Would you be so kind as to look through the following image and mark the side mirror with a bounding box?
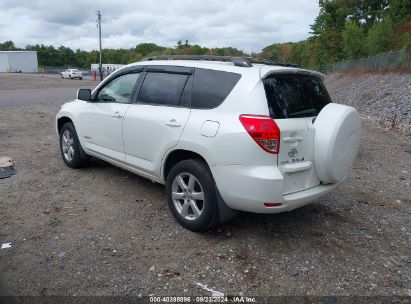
[77,89,92,101]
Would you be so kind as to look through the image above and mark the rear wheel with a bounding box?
[166,159,218,232]
[59,122,88,168]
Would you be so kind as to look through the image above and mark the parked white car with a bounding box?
[61,69,83,80]
[56,56,362,231]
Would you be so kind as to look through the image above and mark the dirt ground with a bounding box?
[0,74,410,298]
[0,73,96,106]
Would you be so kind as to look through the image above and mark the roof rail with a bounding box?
[144,55,253,68]
[248,58,301,68]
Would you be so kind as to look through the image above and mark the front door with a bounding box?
[80,72,141,161]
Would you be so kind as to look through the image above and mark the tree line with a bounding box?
[260,0,410,68]
[0,40,244,69]
[0,0,409,69]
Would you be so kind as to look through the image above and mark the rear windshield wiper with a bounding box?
[288,109,318,118]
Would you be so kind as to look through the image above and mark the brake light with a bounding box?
[239,114,280,154]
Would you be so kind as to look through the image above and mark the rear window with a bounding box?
[263,74,331,119]
[191,69,241,109]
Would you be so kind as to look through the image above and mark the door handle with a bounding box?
[165,119,181,128]
[283,136,303,142]
[111,111,123,119]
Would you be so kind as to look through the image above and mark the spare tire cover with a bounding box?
[314,103,362,184]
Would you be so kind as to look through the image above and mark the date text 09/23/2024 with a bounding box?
[149,296,257,303]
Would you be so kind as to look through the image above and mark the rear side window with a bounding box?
[191,69,241,109]
[263,74,331,118]
[138,72,189,106]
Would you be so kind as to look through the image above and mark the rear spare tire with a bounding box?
[314,103,362,184]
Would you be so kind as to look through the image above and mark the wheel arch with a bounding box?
[162,148,238,225]
[162,149,210,182]
[57,116,74,134]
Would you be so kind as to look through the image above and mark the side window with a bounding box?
[138,72,188,106]
[97,73,140,103]
[191,69,241,109]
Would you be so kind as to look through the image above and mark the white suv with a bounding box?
[56,55,362,231]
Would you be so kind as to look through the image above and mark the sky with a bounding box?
[0,0,320,53]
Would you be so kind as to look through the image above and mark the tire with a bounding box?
[59,122,88,168]
[79,77,83,80]
[314,103,362,183]
[69,75,72,79]
[166,159,219,232]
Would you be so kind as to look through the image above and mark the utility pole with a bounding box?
[96,11,103,80]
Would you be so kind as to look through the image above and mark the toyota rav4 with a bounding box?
[56,55,362,231]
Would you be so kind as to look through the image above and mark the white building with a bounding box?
[0,51,38,73]
[91,63,124,74]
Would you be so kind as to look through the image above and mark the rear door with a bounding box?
[262,73,331,194]
[122,66,192,177]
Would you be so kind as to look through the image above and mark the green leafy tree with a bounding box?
[309,0,350,64]
[260,43,281,61]
[388,0,411,25]
[342,20,366,59]
[127,53,143,63]
[366,17,395,54]
[135,43,164,56]
[0,41,19,50]
[58,46,77,67]
[349,0,389,31]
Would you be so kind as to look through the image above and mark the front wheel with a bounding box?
[166,159,218,232]
[59,122,88,168]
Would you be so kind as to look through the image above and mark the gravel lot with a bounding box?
[0,73,410,298]
[326,73,411,134]
[0,73,95,106]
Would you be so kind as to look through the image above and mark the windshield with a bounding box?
[263,74,331,119]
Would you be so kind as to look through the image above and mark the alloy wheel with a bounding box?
[61,129,75,162]
[171,172,205,220]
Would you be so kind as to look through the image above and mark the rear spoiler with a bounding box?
[260,68,325,81]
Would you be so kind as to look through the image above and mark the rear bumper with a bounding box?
[211,165,339,214]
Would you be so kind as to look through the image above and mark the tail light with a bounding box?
[239,114,280,154]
